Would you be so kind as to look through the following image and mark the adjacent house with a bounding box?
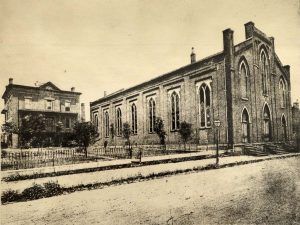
[1,79,82,148]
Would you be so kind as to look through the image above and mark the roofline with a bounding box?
[90,51,224,106]
[2,84,81,99]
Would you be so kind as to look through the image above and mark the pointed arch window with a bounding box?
[241,109,250,143]
[148,98,156,133]
[263,105,271,141]
[281,114,287,141]
[131,103,137,134]
[260,49,269,95]
[94,114,98,128]
[239,60,249,98]
[104,111,109,137]
[171,92,180,130]
[116,108,122,136]
[279,79,286,108]
[199,83,211,128]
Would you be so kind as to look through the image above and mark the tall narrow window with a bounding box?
[104,111,109,137]
[241,109,250,143]
[199,83,211,128]
[94,114,98,128]
[65,101,71,112]
[131,103,137,134]
[281,114,287,141]
[65,118,71,129]
[24,98,32,109]
[260,50,269,95]
[240,61,249,98]
[148,98,156,133]
[263,105,271,141]
[171,92,180,130]
[279,79,286,108]
[46,100,53,110]
[116,108,122,136]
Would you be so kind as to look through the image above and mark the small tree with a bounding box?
[73,121,98,158]
[56,121,64,147]
[110,123,116,146]
[19,114,46,149]
[154,117,166,148]
[123,122,131,154]
[1,122,17,147]
[178,121,192,151]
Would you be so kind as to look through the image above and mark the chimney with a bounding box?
[9,78,13,85]
[283,65,290,76]
[71,87,75,92]
[223,28,234,62]
[293,100,299,109]
[104,91,107,97]
[80,103,86,122]
[190,47,196,64]
[244,21,255,39]
[223,28,235,148]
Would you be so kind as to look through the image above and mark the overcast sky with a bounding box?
[0,0,299,123]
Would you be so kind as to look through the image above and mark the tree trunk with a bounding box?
[85,146,88,158]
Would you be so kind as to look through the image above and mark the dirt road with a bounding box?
[2,157,299,225]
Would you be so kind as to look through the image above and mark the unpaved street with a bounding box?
[2,157,300,225]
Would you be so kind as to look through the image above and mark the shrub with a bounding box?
[1,189,21,203]
[43,181,63,197]
[21,184,45,200]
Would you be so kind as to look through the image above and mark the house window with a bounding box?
[24,98,32,109]
[104,111,109,137]
[116,108,122,136]
[148,98,156,133]
[279,79,286,108]
[199,83,211,128]
[65,118,71,129]
[131,103,137,134]
[65,101,71,112]
[46,117,55,131]
[240,60,249,98]
[260,49,269,95]
[46,100,53,110]
[171,92,180,130]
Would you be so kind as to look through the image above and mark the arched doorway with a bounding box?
[281,114,287,141]
[263,105,271,141]
[242,109,250,143]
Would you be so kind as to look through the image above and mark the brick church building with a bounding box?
[90,22,292,150]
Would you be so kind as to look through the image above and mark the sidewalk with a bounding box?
[2,153,299,194]
[2,150,222,178]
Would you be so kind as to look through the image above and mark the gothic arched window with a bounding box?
[148,98,156,133]
[199,83,211,127]
[94,114,98,128]
[263,104,271,141]
[116,108,122,136]
[240,60,249,98]
[104,111,109,137]
[260,49,269,95]
[241,109,250,143]
[279,78,286,108]
[131,103,137,134]
[171,92,180,130]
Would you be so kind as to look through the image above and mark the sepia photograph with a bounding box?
[1,0,300,224]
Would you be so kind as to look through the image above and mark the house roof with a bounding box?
[2,81,81,99]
